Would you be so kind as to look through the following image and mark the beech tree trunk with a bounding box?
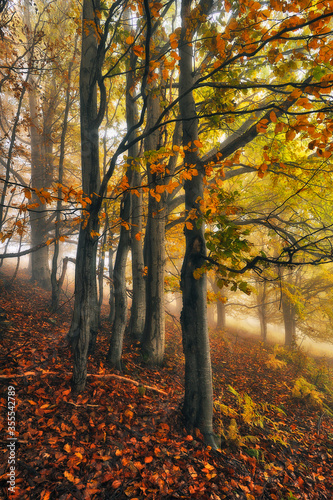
[68,0,101,393]
[107,191,131,370]
[282,293,297,347]
[140,90,166,365]
[130,168,146,340]
[179,0,216,447]
[257,279,268,343]
[126,49,146,339]
[25,1,51,289]
[108,236,115,324]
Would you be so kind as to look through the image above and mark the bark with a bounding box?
[211,280,226,329]
[25,1,51,289]
[108,236,116,324]
[257,280,268,343]
[51,38,77,312]
[179,0,216,448]
[106,192,131,370]
[68,0,101,393]
[282,292,297,347]
[97,230,107,326]
[130,169,146,339]
[140,90,166,365]
[126,49,146,339]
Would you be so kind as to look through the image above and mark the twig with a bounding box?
[0,371,168,396]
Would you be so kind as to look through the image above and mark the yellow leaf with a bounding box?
[64,443,71,453]
[64,470,75,483]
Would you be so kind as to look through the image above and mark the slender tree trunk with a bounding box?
[97,228,107,326]
[25,1,51,289]
[106,191,131,370]
[108,234,116,324]
[129,168,146,339]
[179,0,216,447]
[211,280,226,329]
[257,279,268,343]
[126,49,146,339]
[140,90,166,365]
[68,0,101,393]
[282,294,297,348]
[51,38,77,312]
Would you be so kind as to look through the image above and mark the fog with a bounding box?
[2,249,333,362]
[226,315,333,361]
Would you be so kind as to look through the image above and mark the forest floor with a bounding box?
[0,269,333,500]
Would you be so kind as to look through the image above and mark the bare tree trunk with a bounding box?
[140,90,166,365]
[179,0,216,448]
[129,168,146,340]
[108,234,115,324]
[211,280,227,329]
[106,192,131,370]
[25,1,51,289]
[51,38,77,312]
[257,279,268,343]
[126,49,146,339]
[282,293,297,348]
[68,0,101,393]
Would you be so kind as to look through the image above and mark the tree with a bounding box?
[68,0,102,391]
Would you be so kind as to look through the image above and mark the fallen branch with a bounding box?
[0,371,168,396]
[88,373,168,396]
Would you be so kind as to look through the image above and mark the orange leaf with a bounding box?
[125,35,134,44]
[286,129,296,141]
[64,471,75,483]
[170,50,181,61]
[112,480,122,489]
[24,188,32,199]
[135,232,141,241]
[144,456,153,463]
[133,45,144,56]
[270,111,277,123]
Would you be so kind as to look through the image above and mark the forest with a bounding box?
[1,0,333,498]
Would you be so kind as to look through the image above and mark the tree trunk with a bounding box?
[106,192,131,370]
[68,0,101,393]
[257,279,268,343]
[140,90,166,365]
[129,168,146,340]
[211,280,226,329]
[97,228,107,326]
[125,49,146,339]
[108,236,115,324]
[282,293,297,348]
[51,38,76,312]
[179,0,216,447]
[25,1,51,289]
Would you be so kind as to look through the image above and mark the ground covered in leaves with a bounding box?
[1,269,333,499]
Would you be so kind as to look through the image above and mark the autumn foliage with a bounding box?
[1,270,333,499]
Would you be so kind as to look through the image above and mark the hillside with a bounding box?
[0,270,333,500]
